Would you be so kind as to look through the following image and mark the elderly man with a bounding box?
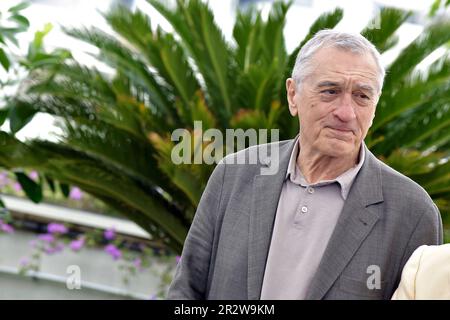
[168,30,443,300]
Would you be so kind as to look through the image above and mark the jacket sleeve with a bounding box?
[391,245,427,299]
[167,160,226,299]
[393,203,443,296]
[401,203,443,263]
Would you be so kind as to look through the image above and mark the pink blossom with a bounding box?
[69,187,83,200]
[69,237,85,252]
[0,219,14,234]
[29,171,39,181]
[38,233,55,243]
[104,227,116,241]
[104,244,122,260]
[47,222,68,234]
[44,243,64,255]
[13,182,22,192]
[19,257,30,267]
[0,172,9,187]
[29,240,37,248]
[133,257,142,270]
[0,222,14,234]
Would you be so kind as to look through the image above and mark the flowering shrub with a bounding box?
[12,220,179,299]
[0,218,14,234]
[1,169,180,298]
[0,170,116,216]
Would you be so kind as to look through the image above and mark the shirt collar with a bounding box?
[286,135,366,200]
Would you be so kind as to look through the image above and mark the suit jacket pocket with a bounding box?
[338,275,386,298]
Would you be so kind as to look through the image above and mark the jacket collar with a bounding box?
[285,135,366,200]
[248,137,384,300]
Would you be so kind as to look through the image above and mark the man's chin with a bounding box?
[318,139,356,157]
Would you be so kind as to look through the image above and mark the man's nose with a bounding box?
[333,92,356,122]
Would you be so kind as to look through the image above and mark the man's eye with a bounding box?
[321,89,338,95]
[355,93,370,100]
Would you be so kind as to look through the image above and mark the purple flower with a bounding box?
[38,233,55,243]
[19,257,30,267]
[69,237,85,252]
[104,244,122,260]
[176,255,181,264]
[0,172,9,187]
[0,220,14,233]
[104,227,116,241]
[47,222,68,234]
[29,171,39,181]
[29,240,37,248]
[69,187,83,200]
[133,257,142,270]
[44,243,64,255]
[13,182,22,192]
[0,222,14,234]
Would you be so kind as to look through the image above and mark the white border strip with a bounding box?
[0,265,150,300]
[1,194,150,239]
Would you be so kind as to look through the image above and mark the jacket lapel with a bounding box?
[305,145,384,299]
[247,138,296,300]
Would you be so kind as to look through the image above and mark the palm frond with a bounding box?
[148,0,235,126]
[372,53,450,133]
[383,17,450,92]
[64,27,177,120]
[361,7,412,53]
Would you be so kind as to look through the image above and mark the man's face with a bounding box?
[287,47,380,158]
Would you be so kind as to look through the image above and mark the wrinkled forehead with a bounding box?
[306,47,380,90]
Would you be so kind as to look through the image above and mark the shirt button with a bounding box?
[301,206,308,213]
[307,187,314,194]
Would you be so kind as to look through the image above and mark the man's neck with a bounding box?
[296,143,360,184]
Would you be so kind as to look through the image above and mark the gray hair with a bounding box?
[292,29,385,94]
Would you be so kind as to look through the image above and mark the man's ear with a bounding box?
[286,78,298,117]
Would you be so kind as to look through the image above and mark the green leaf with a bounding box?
[361,7,412,53]
[0,48,11,71]
[8,2,30,13]
[419,124,450,151]
[60,183,70,198]
[410,161,450,191]
[383,18,450,92]
[28,23,53,60]
[0,107,9,126]
[148,0,234,125]
[22,50,71,69]
[53,157,189,248]
[15,172,43,203]
[372,54,450,132]
[64,27,177,124]
[0,197,5,209]
[104,7,200,110]
[0,27,21,46]
[45,175,56,193]
[8,100,38,133]
[429,0,441,17]
[9,14,30,28]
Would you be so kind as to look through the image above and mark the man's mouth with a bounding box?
[328,127,353,134]
[325,127,355,141]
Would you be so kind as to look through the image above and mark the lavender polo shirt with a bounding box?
[260,136,366,299]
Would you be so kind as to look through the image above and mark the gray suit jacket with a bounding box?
[168,138,443,300]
